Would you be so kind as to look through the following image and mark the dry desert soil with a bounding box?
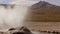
[25,22,60,32]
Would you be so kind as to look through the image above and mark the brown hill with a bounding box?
[28,1,60,22]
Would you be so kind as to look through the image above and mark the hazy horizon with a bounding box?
[0,0,60,6]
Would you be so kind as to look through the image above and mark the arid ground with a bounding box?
[25,22,60,32]
[24,1,60,32]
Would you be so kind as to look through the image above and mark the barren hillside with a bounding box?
[28,1,60,22]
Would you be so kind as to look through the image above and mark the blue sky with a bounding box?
[0,0,12,4]
[0,0,39,4]
[0,0,60,6]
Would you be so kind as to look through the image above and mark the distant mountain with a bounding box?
[28,1,60,22]
[0,4,15,8]
[31,1,60,9]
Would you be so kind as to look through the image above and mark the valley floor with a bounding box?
[25,22,60,32]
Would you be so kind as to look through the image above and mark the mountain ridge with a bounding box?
[31,1,60,9]
[29,1,60,22]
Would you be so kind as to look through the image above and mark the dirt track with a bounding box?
[25,22,60,32]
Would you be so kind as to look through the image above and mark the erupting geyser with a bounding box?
[0,5,27,30]
[0,2,28,31]
[0,0,38,31]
